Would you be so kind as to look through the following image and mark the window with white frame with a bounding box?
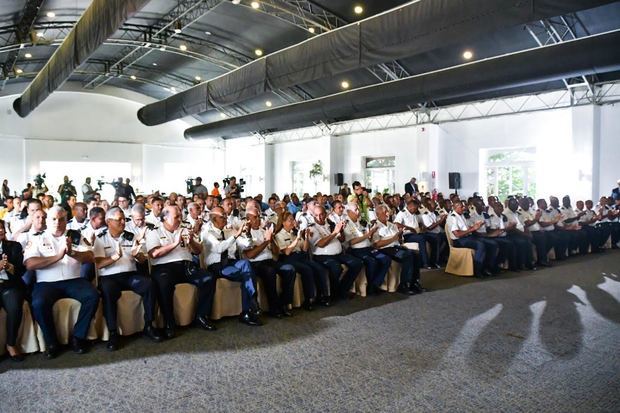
[364,156,396,194]
[483,148,536,200]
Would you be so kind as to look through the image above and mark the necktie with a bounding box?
[220,230,229,267]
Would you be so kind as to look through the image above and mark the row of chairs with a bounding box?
[1,257,408,356]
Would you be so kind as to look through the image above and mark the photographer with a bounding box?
[57,176,77,206]
[189,177,209,197]
[224,176,242,198]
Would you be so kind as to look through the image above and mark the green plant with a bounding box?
[309,160,325,180]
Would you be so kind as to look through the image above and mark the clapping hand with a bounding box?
[265,225,274,241]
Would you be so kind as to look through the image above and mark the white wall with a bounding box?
[599,103,620,198]
[225,137,266,196]
[0,137,25,197]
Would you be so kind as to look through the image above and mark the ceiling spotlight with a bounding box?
[220,112,228,119]
[130,75,137,80]
[46,11,56,18]
[195,75,202,81]
[160,46,166,51]
[251,2,260,9]
[265,100,272,107]
[174,21,182,34]
[36,32,44,38]
[308,27,316,34]
[340,80,350,89]
[179,44,188,51]
[462,50,473,60]
[170,87,177,93]
[254,49,263,57]
[354,5,364,15]
[231,0,241,4]
[205,31,212,35]
[16,68,23,74]
[25,53,32,58]
[152,62,158,66]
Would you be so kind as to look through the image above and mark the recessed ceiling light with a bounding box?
[251,1,260,9]
[16,68,23,74]
[179,44,188,51]
[231,0,241,4]
[265,100,272,107]
[46,11,56,18]
[220,113,228,119]
[254,49,263,57]
[130,75,137,80]
[174,28,182,34]
[462,50,473,60]
[205,31,212,35]
[195,75,201,81]
[25,53,32,58]
[341,80,350,89]
[152,62,158,66]
[36,32,44,38]
[160,46,166,51]
[170,87,177,92]
[354,5,364,15]
[308,27,316,34]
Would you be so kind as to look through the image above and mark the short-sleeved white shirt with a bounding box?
[23,231,81,282]
[145,225,192,266]
[309,222,342,255]
[343,220,371,249]
[239,227,273,262]
[275,229,302,253]
[372,220,400,248]
[446,213,469,240]
[394,209,420,234]
[93,230,138,276]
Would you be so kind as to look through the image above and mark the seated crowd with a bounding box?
[0,177,619,361]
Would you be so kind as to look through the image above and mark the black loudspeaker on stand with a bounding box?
[335,173,344,186]
[448,172,461,195]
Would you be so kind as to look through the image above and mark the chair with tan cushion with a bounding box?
[381,261,402,292]
[444,227,475,276]
[34,298,104,351]
[210,278,242,320]
[100,290,146,340]
[0,302,40,355]
[155,283,198,327]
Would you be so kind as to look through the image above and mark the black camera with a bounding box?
[34,173,46,187]
[66,229,82,246]
[185,178,195,194]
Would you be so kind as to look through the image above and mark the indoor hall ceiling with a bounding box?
[1,0,620,126]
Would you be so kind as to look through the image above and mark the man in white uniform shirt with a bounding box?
[117,196,132,219]
[239,209,296,318]
[421,198,448,265]
[576,200,604,251]
[309,206,363,302]
[24,206,99,359]
[94,207,163,351]
[446,201,493,278]
[146,205,216,338]
[145,197,164,227]
[502,198,537,270]
[372,205,423,294]
[67,202,89,231]
[537,198,569,260]
[125,203,153,277]
[395,199,439,269]
[343,203,390,295]
[9,198,42,241]
[202,206,261,326]
[78,206,106,282]
[16,209,46,288]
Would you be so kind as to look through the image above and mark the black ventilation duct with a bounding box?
[13,0,149,118]
[184,30,620,140]
[138,0,617,126]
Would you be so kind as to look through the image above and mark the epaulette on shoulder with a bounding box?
[79,223,89,231]
[97,229,108,238]
[123,231,134,241]
[482,212,490,219]
[33,231,44,236]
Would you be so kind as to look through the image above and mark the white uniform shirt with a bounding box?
[539,208,557,232]
[67,217,89,231]
[93,230,138,276]
[503,209,525,232]
[80,223,106,249]
[467,210,488,235]
[202,222,240,267]
[23,231,81,283]
[394,209,420,234]
[446,212,469,240]
[518,208,541,232]
[343,219,371,249]
[310,222,342,255]
[578,208,596,226]
[421,211,441,234]
[145,213,161,228]
[296,212,315,230]
[145,225,192,266]
[594,204,612,223]
[487,214,507,237]
[227,214,243,230]
[239,227,273,262]
[372,220,400,248]
[275,229,302,253]
[328,212,346,225]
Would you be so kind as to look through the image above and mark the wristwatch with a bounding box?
[111,253,120,261]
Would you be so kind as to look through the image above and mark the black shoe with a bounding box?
[483,269,493,277]
[164,324,176,339]
[281,308,293,317]
[106,332,120,352]
[303,300,314,311]
[44,343,60,360]
[70,336,89,354]
[397,284,416,295]
[144,325,165,341]
[537,261,552,267]
[319,296,332,307]
[250,297,262,316]
[239,311,263,326]
[268,311,284,319]
[195,316,217,331]
[411,281,427,293]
